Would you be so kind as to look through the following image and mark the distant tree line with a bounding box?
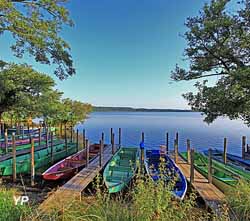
[0,63,92,129]
[93,106,193,112]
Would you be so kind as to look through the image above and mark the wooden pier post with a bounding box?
[208,148,212,183]
[82,129,86,150]
[102,132,104,143]
[118,128,121,147]
[85,139,89,168]
[174,139,178,163]
[50,132,54,163]
[12,133,16,182]
[175,132,179,147]
[70,125,73,143]
[60,123,63,138]
[21,126,24,139]
[4,132,8,154]
[99,139,103,167]
[76,129,79,152]
[112,133,115,154]
[190,148,194,184]
[223,138,227,164]
[187,139,191,164]
[65,125,68,153]
[38,127,41,148]
[110,128,113,144]
[31,138,35,187]
[166,132,169,154]
[242,136,246,159]
[141,132,145,143]
[46,127,49,148]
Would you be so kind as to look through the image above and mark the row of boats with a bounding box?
[1,132,250,200]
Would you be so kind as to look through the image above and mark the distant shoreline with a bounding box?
[93,106,194,112]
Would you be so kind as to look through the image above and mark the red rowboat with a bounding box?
[42,143,107,181]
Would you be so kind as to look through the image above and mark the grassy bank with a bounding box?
[1,172,249,220]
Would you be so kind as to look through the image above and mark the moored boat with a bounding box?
[204,149,250,171]
[103,147,139,193]
[180,152,247,192]
[145,149,187,200]
[42,143,108,181]
[0,142,77,176]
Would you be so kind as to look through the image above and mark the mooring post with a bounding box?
[65,124,68,153]
[99,139,103,167]
[70,125,73,143]
[38,127,41,148]
[50,131,54,163]
[166,132,169,154]
[175,132,179,147]
[112,133,115,154]
[21,126,24,139]
[242,136,246,159]
[110,128,113,144]
[174,139,178,163]
[118,128,121,147]
[12,133,16,182]
[4,132,8,154]
[60,123,63,138]
[208,148,212,183]
[223,138,227,164]
[187,139,191,164]
[82,129,86,150]
[85,139,89,168]
[102,132,104,144]
[31,138,35,187]
[45,127,49,148]
[76,129,79,152]
[190,148,194,184]
[141,132,145,143]
[140,141,145,173]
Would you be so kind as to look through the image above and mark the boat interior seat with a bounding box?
[65,159,85,164]
[58,166,73,171]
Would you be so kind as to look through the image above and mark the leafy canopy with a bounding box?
[0,63,56,117]
[0,64,92,126]
[0,0,75,79]
[171,0,250,125]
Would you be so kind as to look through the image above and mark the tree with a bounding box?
[0,63,56,122]
[0,0,75,79]
[171,0,250,125]
[56,98,92,126]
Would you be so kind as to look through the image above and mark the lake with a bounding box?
[76,112,250,156]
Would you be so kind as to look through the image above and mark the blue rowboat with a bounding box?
[145,149,187,200]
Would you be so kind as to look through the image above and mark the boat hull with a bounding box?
[0,143,77,176]
[145,149,187,200]
[103,147,139,193]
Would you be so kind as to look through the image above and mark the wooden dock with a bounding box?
[175,155,225,213]
[39,144,114,212]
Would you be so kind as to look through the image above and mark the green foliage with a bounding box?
[226,180,250,220]
[56,98,92,126]
[0,63,56,119]
[0,187,30,221]
[0,0,75,79]
[171,0,250,125]
[0,63,91,126]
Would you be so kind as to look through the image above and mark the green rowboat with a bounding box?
[180,152,250,193]
[0,142,77,176]
[103,147,139,193]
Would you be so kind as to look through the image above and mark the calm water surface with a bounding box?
[76,112,250,156]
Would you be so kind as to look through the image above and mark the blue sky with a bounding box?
[0,0,238,109]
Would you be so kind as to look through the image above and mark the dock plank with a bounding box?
[39,145,114,212]
[175,155,225,213]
